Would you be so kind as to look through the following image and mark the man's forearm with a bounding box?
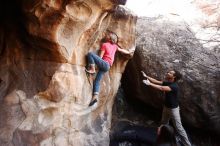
[147,82,171,92]
[149,82,163,91]
[147,76,162,85]
[141,71,162,85]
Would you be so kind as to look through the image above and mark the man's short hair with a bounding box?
[173,70,182,82]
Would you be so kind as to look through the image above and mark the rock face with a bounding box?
[122,17,220,134]
[0,0,136,145]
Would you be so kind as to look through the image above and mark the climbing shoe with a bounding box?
[88,98,97,106]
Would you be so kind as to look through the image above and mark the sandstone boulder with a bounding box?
[122,16,220,134]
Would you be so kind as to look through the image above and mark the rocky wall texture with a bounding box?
[0,0,136,145]
[122,17,220,134]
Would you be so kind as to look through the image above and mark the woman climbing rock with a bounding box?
[85,30,134,106]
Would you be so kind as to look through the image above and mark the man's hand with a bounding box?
[141,71,147,78]
[143,79,151,85]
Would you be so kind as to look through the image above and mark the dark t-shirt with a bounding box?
[162,81,179,108]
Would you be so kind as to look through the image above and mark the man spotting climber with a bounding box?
[141,70,191,146]
[85,31,134,106]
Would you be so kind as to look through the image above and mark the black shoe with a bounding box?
[88,99,97,106]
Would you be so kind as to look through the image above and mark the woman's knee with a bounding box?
[102,64,110,72]
[87,52,94,57]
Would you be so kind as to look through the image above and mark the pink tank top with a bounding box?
[100,42,118,66]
